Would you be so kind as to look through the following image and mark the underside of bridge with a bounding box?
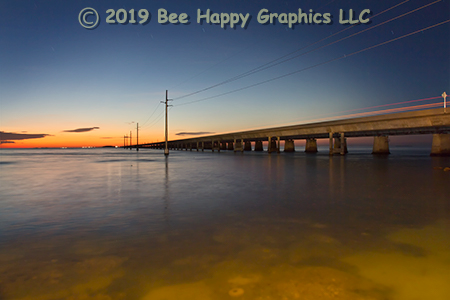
[141,133,450,156]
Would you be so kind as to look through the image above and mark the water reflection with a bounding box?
[164,156,170,223]
[0,148,449,299]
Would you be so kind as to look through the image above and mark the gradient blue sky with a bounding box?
[1,0,449,147]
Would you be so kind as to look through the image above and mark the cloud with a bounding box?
[175,132,215,136]
[63,127,100,133]
[1,141,15,144]
[0,131,50,141]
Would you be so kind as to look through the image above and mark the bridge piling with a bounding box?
[329,132,334,155]
[234,139,244,152]
[340,133,346,155]
[305,138,318,153]
[284,139,295,152]
[255,141,263,151]
[372,136,390,155]
[331,134,347,155]
[221,142,227,150]
[268,136,272,153]
[431,134,450,156]
[277,137,281,153]
[268,136,279,153]
[244,141,252,151]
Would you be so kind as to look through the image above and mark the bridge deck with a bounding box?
[144,108,450,146]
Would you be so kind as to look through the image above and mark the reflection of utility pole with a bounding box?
[136,122,139,151]
[163,156,170,222]
[161,90,172,156]
[130,131,132,150]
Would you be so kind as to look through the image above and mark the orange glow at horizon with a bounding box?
[1,132,165,149]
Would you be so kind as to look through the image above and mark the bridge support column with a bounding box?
[284,139,295,152]
[234,139,244,152]
[196,142,199,152]
[212,141,220,152]
[185,143,188,151]
[332,134,347,155]
[201,141,204,152]
[329,132,334,155]
[254,141,263,151]
[268,136,278,153]
[431,134,450,156]
[340,133,347,155]
[220,142,227,150]
[305,138,318,153]
[277,137,281,153]
[227,142,234,150]
[189,143,192,151]
[372,136,390,155]
[244,141,252,151]
[333,137,341,154]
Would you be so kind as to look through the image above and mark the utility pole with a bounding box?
[125,135,128,149]
[136,122,139,151]
[123,135,126,149]
[161,90,172,156]
[130,131,132,150]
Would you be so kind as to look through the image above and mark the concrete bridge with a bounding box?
[138,108,450,156]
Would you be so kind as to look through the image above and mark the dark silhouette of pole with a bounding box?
[162,90,172,155]
[136,122,139,151]
[130,131,132,150]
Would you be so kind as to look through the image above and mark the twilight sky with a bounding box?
[1,0,449,148]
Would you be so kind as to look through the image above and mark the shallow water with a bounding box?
[0,148,449,300]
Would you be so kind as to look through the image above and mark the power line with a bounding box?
[171,0,340,92]
[139,109,165,130]
[170,40,263,89]
[317,0,337,11]
[140,102,162,127]
[207,0,442,87]
[173,0,420,101]
[279,96,443,127]
[174,19,450,107]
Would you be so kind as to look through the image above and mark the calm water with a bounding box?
[0,147,449,300]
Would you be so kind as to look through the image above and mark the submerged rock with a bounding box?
[228,287,244,297]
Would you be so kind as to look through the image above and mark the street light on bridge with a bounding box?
[443,91,447,113]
